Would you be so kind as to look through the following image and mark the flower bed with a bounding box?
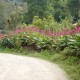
[0,25,80,57]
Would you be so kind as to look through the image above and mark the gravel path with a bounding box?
[0,53,69,80]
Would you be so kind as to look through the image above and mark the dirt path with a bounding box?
[0,53,69,80]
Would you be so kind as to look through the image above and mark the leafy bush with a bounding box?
[61,47,76,56]
[55,36,68,51]
[77,20,80,26]
[60,16,73,29]
[27,32,40,46]
[32,16,42,28]
[32,16,56,31]
[61,47,80,57]
[13,32,28,47]
[1,25,80,58]
[36,36,52,51]
[1,36,15,48]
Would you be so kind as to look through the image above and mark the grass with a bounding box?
[0,47,80,80]
[27,51,80,80]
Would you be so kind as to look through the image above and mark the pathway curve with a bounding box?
[0,53,69,80]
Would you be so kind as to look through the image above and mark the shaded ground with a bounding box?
[0,53,69,80]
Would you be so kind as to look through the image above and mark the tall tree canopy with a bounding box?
[23,0,80,23]
[23,0,53,23]
[0,0,6,30]
[0,0,80,29]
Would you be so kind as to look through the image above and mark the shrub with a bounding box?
[61,47,76,56]
[27,32,40,47]
[36,36,53,51]
[77,20,80,26]
[32,16,56,31]
[61,47,80,58]
[13,32,28,47]
[55,36,68,51]
[32,16,42,28]
[1,36,15,48]
[1,24,80,58]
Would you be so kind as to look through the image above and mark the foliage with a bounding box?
[0,0,80,58]
[0,0,27,31]
[0,0,80,79]
[7,6,25,30]
[77,20,80,26]
[0,0,80,31]
[60,16,74,29]
[0,1,6,30]
[23,0,80,23]
[32,16,56,31]
[23,0,53,23]
[1,36,15,48]
[36,36,52,51]
[67,0,79,21]
[32,16,42,28]
[0,47,80,80]
[1,26,80,58]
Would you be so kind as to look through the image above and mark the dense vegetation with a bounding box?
[0,0,80,80]
[0,0,80,31]
[0,23,80,57]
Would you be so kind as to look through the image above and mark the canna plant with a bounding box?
[0,22,80,58]
[55,35,68,51]
[36,36,53,51]
[27,32,40,47]
[1,36,15,48]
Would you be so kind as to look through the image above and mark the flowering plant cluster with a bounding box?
[0,34,4,39]
[0,25,80,57]
[12,25,80,37]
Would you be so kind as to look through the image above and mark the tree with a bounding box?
[22,0,80,23]
[67,0,79,21]
[23,0,53,23]
[0,1,6,30]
